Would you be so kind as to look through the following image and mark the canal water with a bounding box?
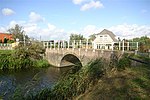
[0,67,69,99]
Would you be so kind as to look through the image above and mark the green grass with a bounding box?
[0,50,13,54]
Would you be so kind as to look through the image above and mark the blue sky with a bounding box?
[0,0,150,40]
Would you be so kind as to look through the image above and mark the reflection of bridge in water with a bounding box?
[44,40,137,67]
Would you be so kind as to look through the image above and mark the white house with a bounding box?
[93,29,118,50]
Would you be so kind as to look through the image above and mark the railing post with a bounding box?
[47,42,49,49]
[127,42,129,51]
[122,40,124,52]
[79,40,82,48]
[58,41,60,50]
[61,41,63,49]
[68,40,69,50]
[54,40,55,50]
[50,42,51,50]
[86,38,88,51]
[73,40,75,50]
[119,42,121,50]
[62,40,65,50]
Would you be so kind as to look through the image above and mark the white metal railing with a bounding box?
[42,40,139,52]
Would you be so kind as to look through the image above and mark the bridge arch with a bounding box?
[60,54,82,67]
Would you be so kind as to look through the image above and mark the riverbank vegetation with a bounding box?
[19,53,149,100]
[0,42,50,70]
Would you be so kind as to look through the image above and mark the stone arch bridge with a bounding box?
[45,48,124,67]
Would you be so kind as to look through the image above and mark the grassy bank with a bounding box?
[78,65,150,99]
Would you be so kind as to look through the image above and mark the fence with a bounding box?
[0,43,12,50]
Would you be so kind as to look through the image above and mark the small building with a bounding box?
[0,33,13,43]
[93,29,118,50]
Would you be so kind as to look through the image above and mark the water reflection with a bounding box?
[0,67,70,99]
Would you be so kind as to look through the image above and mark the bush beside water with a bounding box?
[0,43,49,70]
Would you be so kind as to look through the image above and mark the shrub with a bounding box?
[117,53,130,70]
[35,59,50,68]
[87,58,105,80]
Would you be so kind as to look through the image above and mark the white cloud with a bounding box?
[23,23,66,40]
[81,25,102,37]
[109,24,150,39]
[81,1,104,11]
[2,8,15,16]
[73,0,86,5]
[48,23,56,31]
[79,24,150,39]
[1,20,150,41]
[73,0,104,11]
[29,12,45,23]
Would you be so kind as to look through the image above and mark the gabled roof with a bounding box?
[96,29,118,42]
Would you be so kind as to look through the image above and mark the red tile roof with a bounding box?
[0,33,13,43]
